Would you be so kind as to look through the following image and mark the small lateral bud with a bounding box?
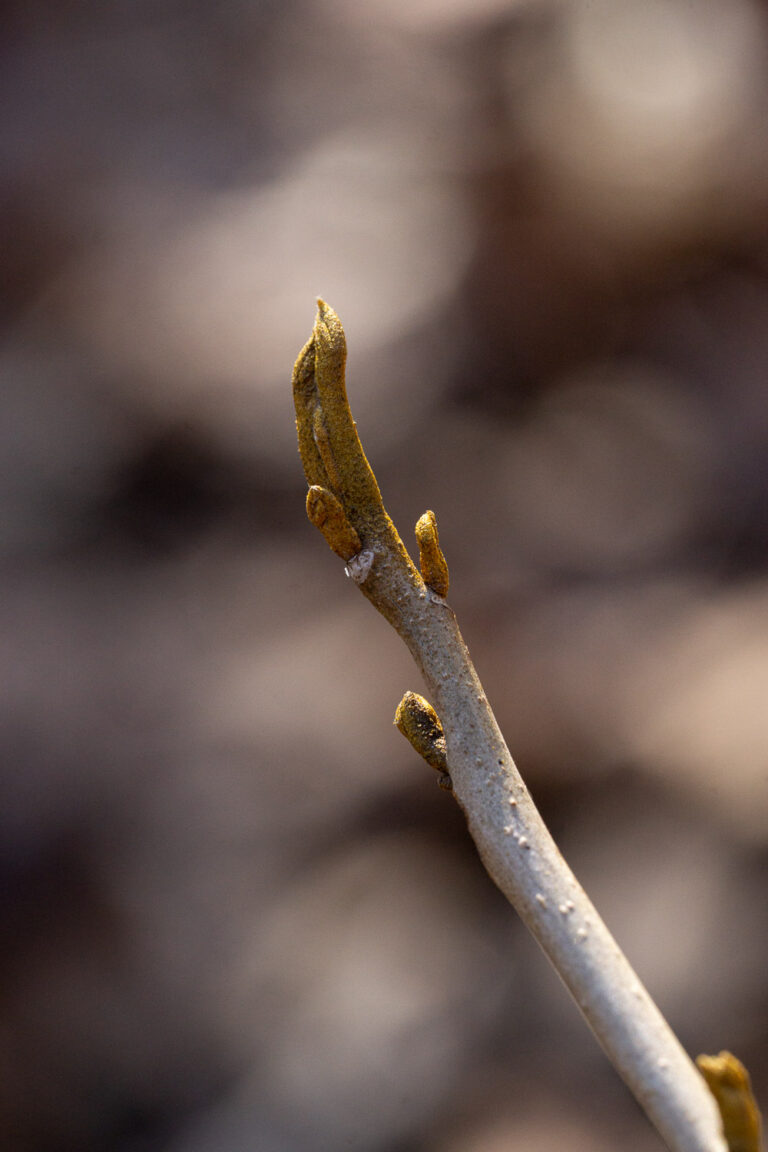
[415,510,449,597]
[696,1052,762,1152]
[306,485,362,561]
[394,691,448,775]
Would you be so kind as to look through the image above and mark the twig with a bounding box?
[292,299,729,1152]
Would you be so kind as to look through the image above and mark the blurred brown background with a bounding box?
[2,1,768,1149]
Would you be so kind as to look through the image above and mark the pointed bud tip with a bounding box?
[315,297,333,322]
[314,297,342,329]
[313,299,346,365]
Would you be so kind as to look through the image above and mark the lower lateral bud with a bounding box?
[394,691,448,774]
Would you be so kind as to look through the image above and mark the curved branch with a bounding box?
[292,300,728,1152]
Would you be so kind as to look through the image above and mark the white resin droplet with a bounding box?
[345,549,375,584]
